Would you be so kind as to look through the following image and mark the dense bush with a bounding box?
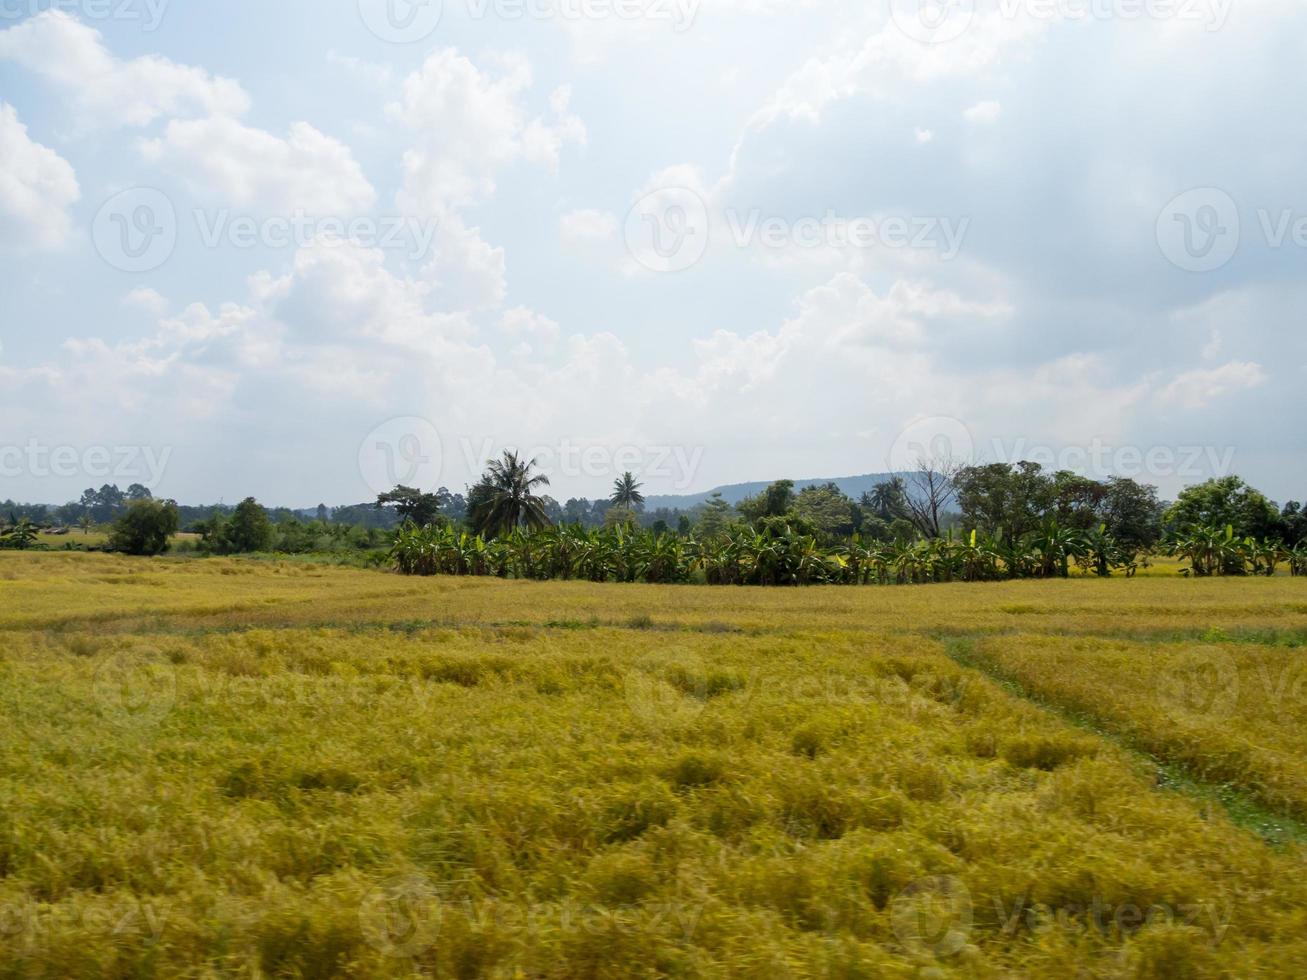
[107,499,180,556]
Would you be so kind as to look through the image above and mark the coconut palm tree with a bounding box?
[610,471,645,511]
[467,451,553,539]
[867,477,906,519]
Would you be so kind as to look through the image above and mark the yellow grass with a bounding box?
[1,552,1306,977]
[966,633,1307,820]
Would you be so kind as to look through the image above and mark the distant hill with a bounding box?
[643,473,902,511]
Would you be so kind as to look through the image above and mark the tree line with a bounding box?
[385,451,1307,583]
[5,453,1306,582]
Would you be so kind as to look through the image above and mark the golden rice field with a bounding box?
[2,552,1306,978]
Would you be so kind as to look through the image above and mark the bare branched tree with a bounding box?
[900,453,964,539]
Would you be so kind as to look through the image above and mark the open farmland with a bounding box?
[2,552,1307,977]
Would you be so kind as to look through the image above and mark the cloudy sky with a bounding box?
[1,0,1303,507]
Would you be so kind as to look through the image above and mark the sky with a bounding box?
[1,0,1304,507]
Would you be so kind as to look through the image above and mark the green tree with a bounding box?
[604,505,639,531]
[610,472,646,511]
[696,493,735,538]
[467,451,553,538]
[376,485,448,527]
[225,497,273,553]
[955,462,1056,548]
[863,478,907,521]
[794,483,857,540]
[1099,477,1163,550]
[107,499,179,556]
[1165,476,1280,539]
[1,518,40,550]
[738,480,795,524]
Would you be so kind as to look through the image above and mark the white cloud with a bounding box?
[122,287,169,317]
[1156,361,1267,410]
[0,102,79,250]
[501,306,561,347]
[420,214,508,311]
[560,208,618,247]
[391,49,585,214]
[326,50,395,89]
[141,117,375,215]
[0,11,248,128]
[964,100,1003,125]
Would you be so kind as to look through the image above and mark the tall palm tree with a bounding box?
[467,450,553,539]
[867,477,906,519]
[610,471,645,511]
